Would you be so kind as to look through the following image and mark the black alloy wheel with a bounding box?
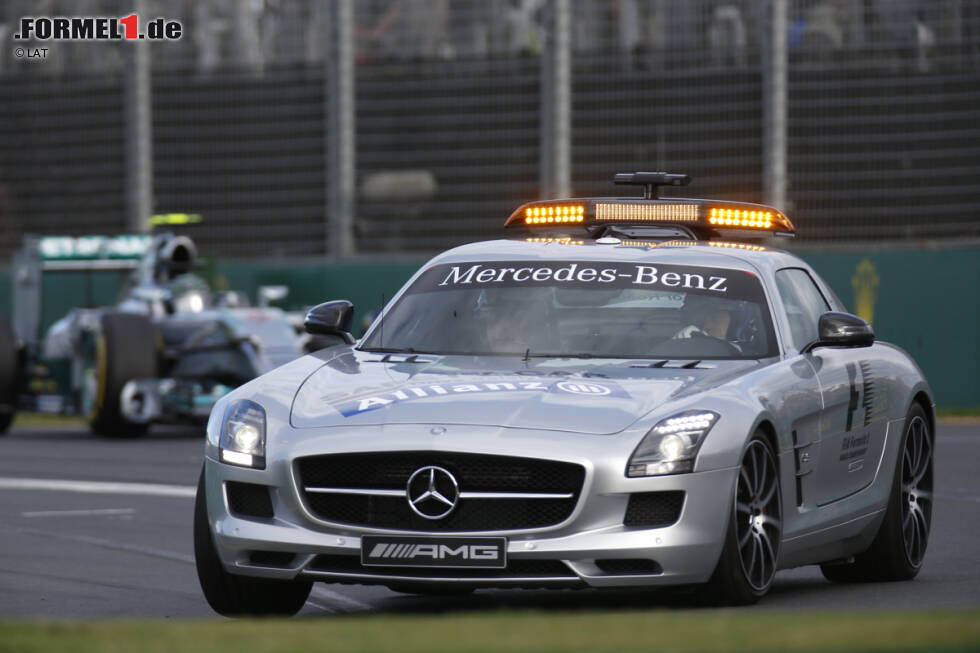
[900,413,933,569]
[734,438,782,593]
[821,403,933,583]
[703,431,782,605]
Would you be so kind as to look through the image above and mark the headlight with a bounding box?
[219,400,266,469]
[626,410,719,477]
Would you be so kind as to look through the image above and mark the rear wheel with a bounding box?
[702,431,782,605]
[194,468,312,617]
[821,403,933,583]
[0,315,18,435]
[87,312,157,437]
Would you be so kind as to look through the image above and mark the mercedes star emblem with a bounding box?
[406,465,459,520]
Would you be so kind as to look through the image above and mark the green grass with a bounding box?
[1,609,978,653]
[936,407,980,419]
[12,412,85,427]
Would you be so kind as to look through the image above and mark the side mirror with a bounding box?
[801,312,874,354]
[304,300,355,344]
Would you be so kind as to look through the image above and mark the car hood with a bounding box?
[289,349,763,434]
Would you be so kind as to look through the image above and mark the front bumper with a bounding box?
[204,455,738,589]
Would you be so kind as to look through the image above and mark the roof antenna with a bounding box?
[613,172,691,199]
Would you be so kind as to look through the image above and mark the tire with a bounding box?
[86,312,158,437]
[0,314,18,435]
[820,403,933,583]
[193,467,312,617]
[702,431,782,605]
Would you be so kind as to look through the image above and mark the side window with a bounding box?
[774,268,830,351]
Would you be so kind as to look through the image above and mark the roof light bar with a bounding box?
[523,203,586,225]
[505,172,795,238]
[506,199,794,236]
[595,202,698,223]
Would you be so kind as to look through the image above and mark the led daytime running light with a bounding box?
[627,410,719,478]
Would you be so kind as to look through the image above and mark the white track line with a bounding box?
[22,508,137,518]
[0,477,195,498]
[16,527,195,565]
[936,492,980,504]
[5,476,377,613]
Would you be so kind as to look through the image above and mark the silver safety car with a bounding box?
[195,172,934,615]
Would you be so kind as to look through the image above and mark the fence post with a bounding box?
[540,0,572,198]
[124,0,153,234]
[326,0,356,259]
[762,0,788,210]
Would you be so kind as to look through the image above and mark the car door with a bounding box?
[773,267,888,507]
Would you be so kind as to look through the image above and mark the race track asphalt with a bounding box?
[0,421,977,618]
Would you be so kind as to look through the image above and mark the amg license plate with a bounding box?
[361,536,507,569]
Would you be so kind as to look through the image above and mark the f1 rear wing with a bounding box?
[12,234,152,345]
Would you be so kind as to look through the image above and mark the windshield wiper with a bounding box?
[524,352,597,359]
[523,352,690,360]
[358,346,431,354]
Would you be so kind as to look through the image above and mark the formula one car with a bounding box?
[0,232,310,437]
[195,172,933,616]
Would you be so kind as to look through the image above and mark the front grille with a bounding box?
[296,452,585,532]
[226,481,274,519]
[594,558,663,575]
[623,491,685,527]
[309,554,575,579]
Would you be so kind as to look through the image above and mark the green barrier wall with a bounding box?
[799,248,979,410]
[2,246,977,408]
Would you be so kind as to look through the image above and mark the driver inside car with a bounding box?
[672,295,742,351]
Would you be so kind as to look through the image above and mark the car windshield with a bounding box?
[360,260,778,359]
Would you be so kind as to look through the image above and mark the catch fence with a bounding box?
[0,0,977,259]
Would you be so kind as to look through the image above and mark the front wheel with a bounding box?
[702,432,782,605]
[194,468,312,617]
[821,403,933,583]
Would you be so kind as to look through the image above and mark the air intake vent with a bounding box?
[247,551,296,567]
[309,555,574,579]
[226,481,274,519]
[623,491,684,527]
[595,559,663,575]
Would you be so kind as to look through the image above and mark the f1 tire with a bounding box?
[87,312,158,438]
[194,468,312,617]
[0,315,19,435]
